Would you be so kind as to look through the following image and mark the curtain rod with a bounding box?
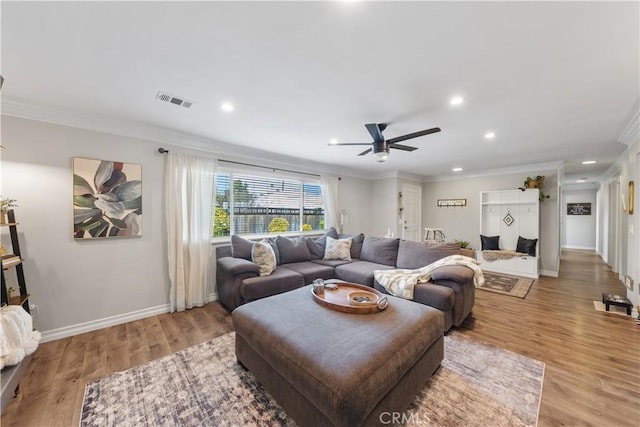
[157,148,321,178]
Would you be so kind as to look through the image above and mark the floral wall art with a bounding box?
[73,157,142,239]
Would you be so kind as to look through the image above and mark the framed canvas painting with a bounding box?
[73,157,142,239]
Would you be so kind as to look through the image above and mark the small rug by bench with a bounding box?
[478,271,535,298]
[81,332,545,427]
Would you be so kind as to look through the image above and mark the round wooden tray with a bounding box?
[311,280,388,314]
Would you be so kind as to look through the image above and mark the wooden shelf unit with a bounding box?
[1,210,30,313]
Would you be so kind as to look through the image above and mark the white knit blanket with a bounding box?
[374,255,485,300]
[1,305,41,369]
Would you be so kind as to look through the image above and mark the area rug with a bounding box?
[81,332,545,427]
[478,271,535,298]
[593,300,630,316]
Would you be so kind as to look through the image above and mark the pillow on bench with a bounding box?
[480,235,500,250]
[516,236,538,256]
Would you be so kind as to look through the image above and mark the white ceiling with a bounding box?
[2,1,638,183]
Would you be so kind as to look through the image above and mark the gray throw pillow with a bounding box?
[339,232,365,259]
[306,237,325,259]
[231,235,254,260]
[359,236,400,266]
[276,236,312,264]
[314,227,339,247]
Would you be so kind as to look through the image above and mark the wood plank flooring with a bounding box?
[2,249,638,426]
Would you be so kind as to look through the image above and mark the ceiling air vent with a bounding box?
[156,91,194,109]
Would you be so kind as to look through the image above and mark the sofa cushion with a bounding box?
[307,238,325,259]
[339,232,365,259]
[324,236,352,261]
[396,240,461,269]
[335,260,395,286]
[306,228,340,259]
[231,234,254,260]
[516,236,537,256]
[277,236,311,264]
[310,259,352,268]
[359,236,400,266]
[252,239,277,276]
[315,227,339,247]
[480,234,500,250]
[280,261,335,284]
[240,267,305,302]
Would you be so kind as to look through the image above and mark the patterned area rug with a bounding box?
[478,271,536,298]
[81,332,545,427]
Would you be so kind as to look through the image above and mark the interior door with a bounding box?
[402,183,422,241]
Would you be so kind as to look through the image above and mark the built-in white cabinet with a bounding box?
[476,189,539,278]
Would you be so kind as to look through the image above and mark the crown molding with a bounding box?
[618,100,639,147]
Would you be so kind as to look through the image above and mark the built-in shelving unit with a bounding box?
[476,189,540,278]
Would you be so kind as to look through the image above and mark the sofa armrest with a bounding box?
[430,265,474,284]
[216,257,261,311]
[217,256,260,276]
[429,265,475,328]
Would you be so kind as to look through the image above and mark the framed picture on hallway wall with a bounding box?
[73,157,142,239]
[566,202,591,216]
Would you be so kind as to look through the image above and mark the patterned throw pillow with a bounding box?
[252,239,277,276]
[323,236,352,261]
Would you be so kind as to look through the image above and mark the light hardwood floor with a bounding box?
[2,249,639,426]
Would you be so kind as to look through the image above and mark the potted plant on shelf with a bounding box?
[0,196,18,224]
[523,176,551,202]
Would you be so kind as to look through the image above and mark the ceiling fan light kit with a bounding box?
[331,123,441,162]
[374,151,389,162]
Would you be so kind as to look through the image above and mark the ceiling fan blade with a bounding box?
[387,127,441,144]
[389,143,417,152]
[358,148,372,156]
[330,142,373,146]
[365,123,385,143]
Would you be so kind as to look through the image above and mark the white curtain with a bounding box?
[165,152,216,312]
[321,175,340,231]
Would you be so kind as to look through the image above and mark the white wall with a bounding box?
[562,189,597,249]
[422,169,560,276]
[338,176,373,235]
[369,178,400,237]
[1,115,170,337]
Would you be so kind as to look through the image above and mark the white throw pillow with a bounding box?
[252,239,276,276]
[323,236,352,261]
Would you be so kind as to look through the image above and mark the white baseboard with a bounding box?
[562,245,596,250]
[40,304,171,343]
[40,292,219,343]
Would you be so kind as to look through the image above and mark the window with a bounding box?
[213,171,324,237]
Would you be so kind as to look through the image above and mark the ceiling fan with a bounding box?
[330,123,441,162]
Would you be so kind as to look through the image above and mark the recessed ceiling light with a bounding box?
[449,96,464,106]
[582,160,596,165]
[484,132,495,139]
[329,139,338,145]
[576,178,587,183]
[452,167,463,172]
[221,102,234,112]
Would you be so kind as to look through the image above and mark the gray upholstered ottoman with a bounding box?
[232,285,444,427]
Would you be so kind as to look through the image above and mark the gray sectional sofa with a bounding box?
[216,228,476,331]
